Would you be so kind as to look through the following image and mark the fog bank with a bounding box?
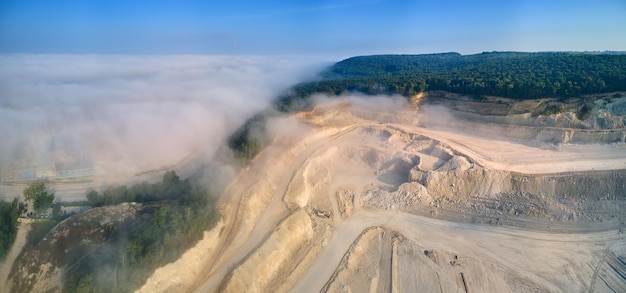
[0,54,327,181]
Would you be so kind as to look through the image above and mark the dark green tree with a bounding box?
[0,198,24,260]
[23,182,55,214]
[85,189,105,207]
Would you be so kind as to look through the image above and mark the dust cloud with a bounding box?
[0,55,327,182]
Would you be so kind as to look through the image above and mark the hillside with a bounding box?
[277,52,626,110]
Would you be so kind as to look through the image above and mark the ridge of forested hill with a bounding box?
[276,52,626,110]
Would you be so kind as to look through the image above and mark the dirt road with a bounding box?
[0,219,31,292]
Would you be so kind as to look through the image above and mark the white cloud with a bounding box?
[0,54,327,180]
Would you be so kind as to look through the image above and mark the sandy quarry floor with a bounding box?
[293,210,624,293]
[140,98,626,293]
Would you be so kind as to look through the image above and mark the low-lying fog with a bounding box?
[0,55,327,181]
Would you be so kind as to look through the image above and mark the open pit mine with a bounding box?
[133,92,626,293]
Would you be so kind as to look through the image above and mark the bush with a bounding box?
[0,199,23,260]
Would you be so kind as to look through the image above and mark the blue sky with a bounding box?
[1,0,625,56]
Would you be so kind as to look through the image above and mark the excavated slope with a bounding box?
[421,91,626,143]
[145,97,625,293]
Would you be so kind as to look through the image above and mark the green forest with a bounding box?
[276,52,626,111]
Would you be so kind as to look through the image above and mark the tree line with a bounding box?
[276,52,626,111]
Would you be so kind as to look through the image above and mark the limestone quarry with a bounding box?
[139,92,625,293]
[3,92,626,292]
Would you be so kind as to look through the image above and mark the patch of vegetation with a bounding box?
[85,170,202,207]
[577,104,592,120]
[228,112,271,164]
[20,182,67,251]
[277,52,626,111]
[538,105,563,116]
[62,171,219,293]
[237,139,263,163]
[26,219,59,246]
[23,181,55,215]
[59,200,91,207]
[0,199,23,260]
